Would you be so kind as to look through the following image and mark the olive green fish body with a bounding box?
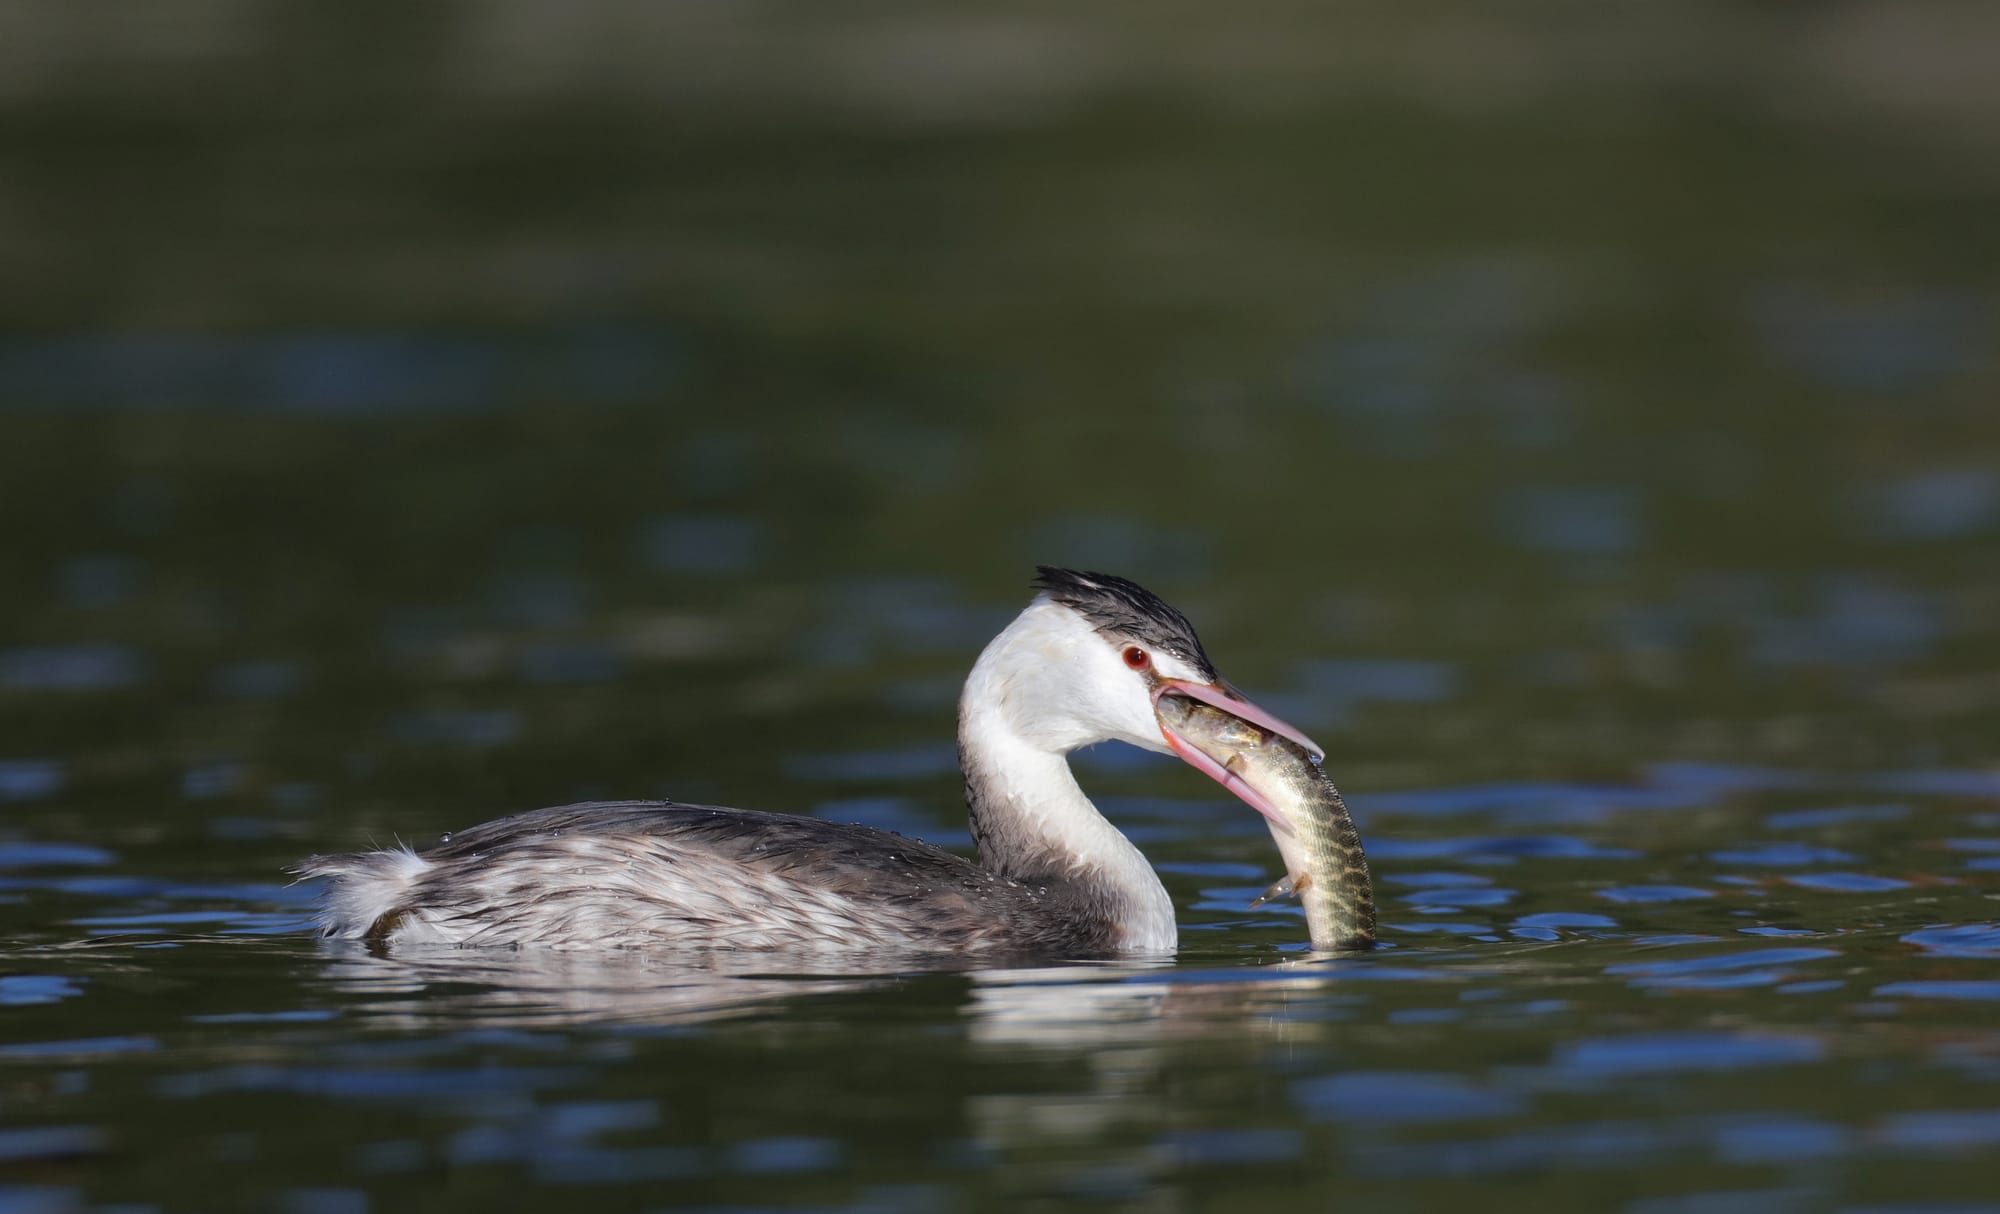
[1159,696,1375,949]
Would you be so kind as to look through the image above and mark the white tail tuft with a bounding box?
[293,846,431,939]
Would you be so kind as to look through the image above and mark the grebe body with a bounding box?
[300,568,1330,953]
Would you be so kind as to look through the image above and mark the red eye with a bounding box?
[1122,646,1150,670]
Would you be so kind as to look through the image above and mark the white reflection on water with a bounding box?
[317,943,900,1028]
[315,942,1421,1040]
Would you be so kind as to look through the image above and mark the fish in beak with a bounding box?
[1152,678,1324,836]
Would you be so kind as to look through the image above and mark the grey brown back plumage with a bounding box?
[299,801,1123,954]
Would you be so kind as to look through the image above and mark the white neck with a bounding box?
[956,611,1178,951]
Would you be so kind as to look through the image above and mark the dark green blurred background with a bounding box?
[3,2,1995,832]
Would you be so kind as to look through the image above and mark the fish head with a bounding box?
[1152,678,1324,836]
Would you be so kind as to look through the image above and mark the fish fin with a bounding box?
[1249,874,1298,910]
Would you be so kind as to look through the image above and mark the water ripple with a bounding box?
[1292,1071,1523,1123]
[1783,873,1912,893]
[1902,924,2000,958]
[1514,911,1617,930]
[1765,804,1908,830]
[0,976,85,1006]
[0,760,64,802]
[1598,885,1712,904]
[1709,843,1858,866]
[1373,835,1641,861]
[1875,1109,2000,1150]
[1608,948,1838,990]
[0,843,115,868]
[1401,887,1518,910]
[0,1126,103,1163]
[0,645,143,692]
[1553,1032,1824,1077]
[1876,982,2000,1003]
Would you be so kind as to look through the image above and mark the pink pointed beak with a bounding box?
[1152,678,1325,837]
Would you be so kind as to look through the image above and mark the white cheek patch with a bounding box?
[977,602,1177,755]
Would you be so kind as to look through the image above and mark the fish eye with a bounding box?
[1122,646,1150,670]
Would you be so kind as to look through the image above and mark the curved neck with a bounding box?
[956,647,1177,953]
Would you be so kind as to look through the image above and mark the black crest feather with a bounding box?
[1031,566,1216,679]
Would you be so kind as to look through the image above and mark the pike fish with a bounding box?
[1156,692,1376,949]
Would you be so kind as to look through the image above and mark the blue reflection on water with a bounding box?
[1876,982,2000,1003]
[786,744,961,782]
[1709,1113,1850,1163]
[801,578,1011,667]
[1875,770,2000,797]
[0,1037,158,1060]
[280,1187,368,1214]
[1748,283,1987,393]
[1385,872,1493,889]
[182,761,246,800]
[730,1136,843,1174]
[160,1064,582,1101]
[1870,469,2000,541]
[1372,835,1641,861]
[0,1126,105,1164]
[1876,1110,2000,1149]
[56,554,141,609]
[1598,886,1712,904]
[1362,782,1691,820]
[1515,911,1617,929]
[1751,576,1939,668]
[1293,1071,1522,1123]
[1608,948,1837,991]
[1295,658,1458,708]
[0,976,84,1006]
[1783,873,1912,893]
[1401,887,1517,909]
[1628,1188,1820,1214]
[0,328,684,412]
[1031,515,1213,577]
[1764,804,1908,830]
[0,645,144,692]
[1362,1119,1665,1177]
[1709,842,1858,866]
[485,573,589,629]
[516,643,625,685]
[1554,1032,1823,1076]
[1500,486,1643,556]
[1154,1128,1301,1166]
[1903,925,2000,958]
[636,516,764,576]
[389,710,522,748]
[813,797,972,848]
[1645,762,1820,795]
[213,660,307,700]
[0,760,64,802]
[0,843,115,868]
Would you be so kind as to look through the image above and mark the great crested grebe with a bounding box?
[300,567,1332,954]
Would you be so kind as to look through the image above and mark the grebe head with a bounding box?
[967,567,1322,834]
